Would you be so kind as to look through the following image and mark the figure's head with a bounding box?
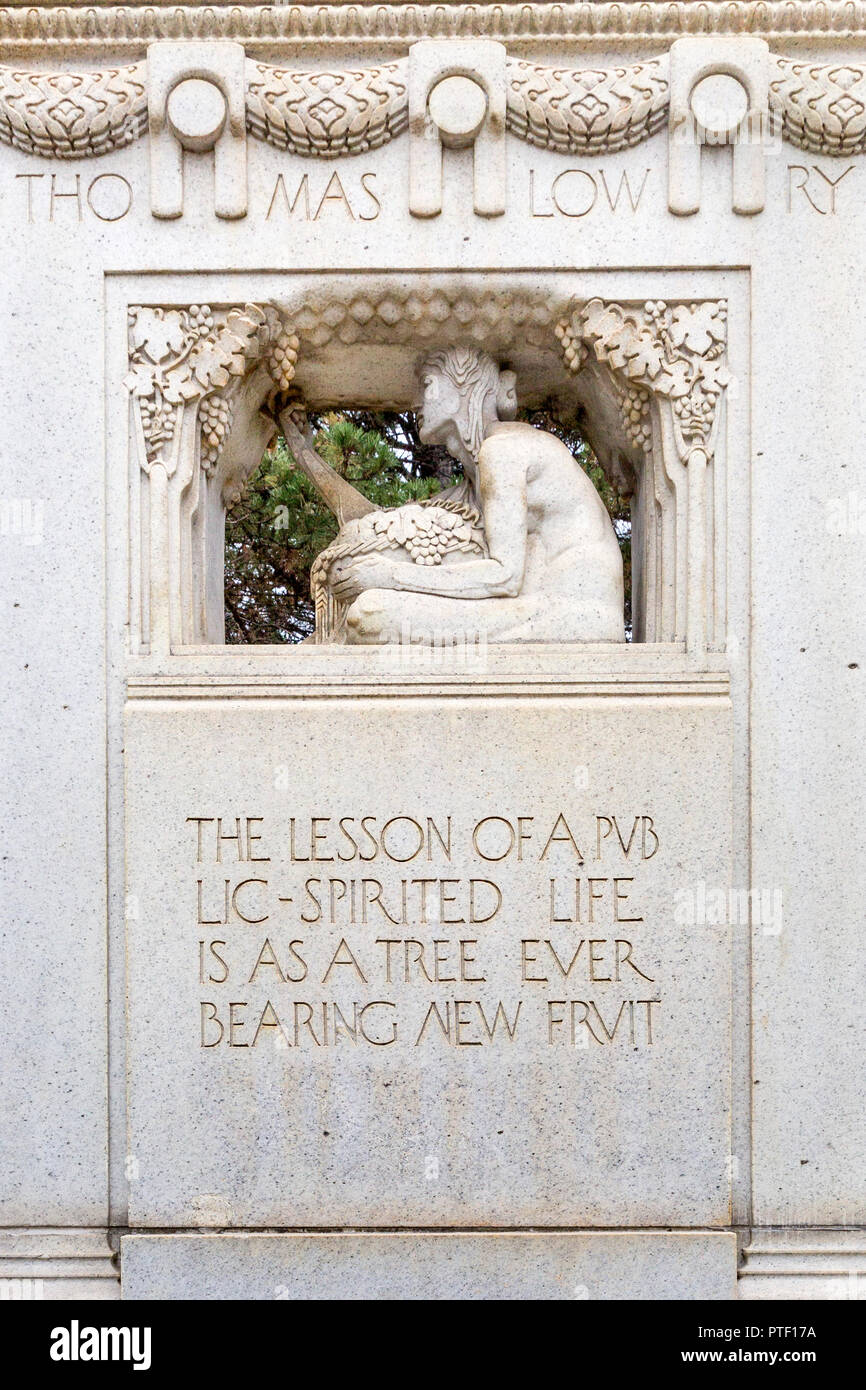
[417,346,518,467]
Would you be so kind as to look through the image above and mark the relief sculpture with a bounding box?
[275,346,625,645]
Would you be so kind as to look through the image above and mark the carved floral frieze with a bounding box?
[126,290,730,482]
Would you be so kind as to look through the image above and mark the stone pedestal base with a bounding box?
[738,1230,866,1300]
[120,1231,737,1301]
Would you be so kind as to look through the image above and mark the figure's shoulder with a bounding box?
[486,421,537,443]
[480,421,572,464]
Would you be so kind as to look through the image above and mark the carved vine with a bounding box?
[559,299,729,462]
[5,49,866,161]
[125,303,297,476]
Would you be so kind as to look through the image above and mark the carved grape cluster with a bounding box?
[672,389,716,445]
[643,298,668,331]
[199,393,234,473]
[405,528,449,566]
[554,317,587,375]
[407,506,479,566]
[188,303,214,337]
[366,502,480,567]
[137,394,175,456]
[269,329,300,396]
[621,382,652,449]
[674,394,715,422]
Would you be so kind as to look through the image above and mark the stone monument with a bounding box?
[1,0,864,1302]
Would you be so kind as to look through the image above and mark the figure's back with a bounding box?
[481,420,622,550]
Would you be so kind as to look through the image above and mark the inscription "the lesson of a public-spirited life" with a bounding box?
[190,811,662,1053]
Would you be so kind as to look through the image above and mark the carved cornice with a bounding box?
[6,47,866,160]
[3,4,866,56]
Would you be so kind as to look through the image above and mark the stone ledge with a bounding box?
[126,643,731,700]
[0,1229,120,1301]
[121,1230,738,1300]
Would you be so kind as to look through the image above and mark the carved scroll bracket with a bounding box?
[669,37,769,216]
[147,41,247,219]
[409,40,506,218]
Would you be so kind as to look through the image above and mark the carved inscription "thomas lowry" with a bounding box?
[190,808,662,1052]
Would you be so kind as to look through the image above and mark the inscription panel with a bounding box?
[125,694,732,1227]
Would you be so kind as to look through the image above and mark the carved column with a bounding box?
[126,303,297,651]
[557,297,729,654]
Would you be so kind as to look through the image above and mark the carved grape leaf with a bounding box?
[129,308,190,364]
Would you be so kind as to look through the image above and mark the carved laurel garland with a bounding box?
[245,59,409,157]
[4,49,866,161]
[244,55,669,158]
[0,61,146,158]
[506,57,670,154]
[769,55,866,155]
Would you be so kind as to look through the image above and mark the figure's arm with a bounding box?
[333,451,528,601]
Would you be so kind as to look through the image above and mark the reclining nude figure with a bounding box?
[277,346,624,644]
